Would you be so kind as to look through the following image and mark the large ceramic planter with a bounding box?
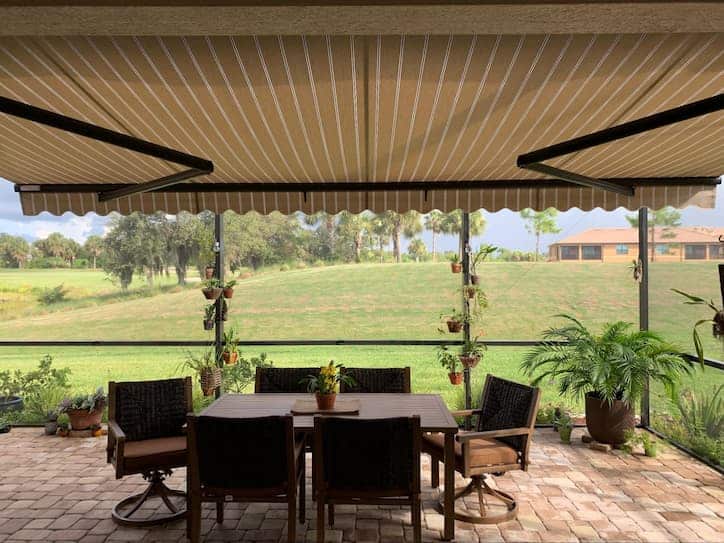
[67,408,103,431]
[0,396,23,413]
[585,392,634,445]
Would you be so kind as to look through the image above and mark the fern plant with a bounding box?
[521,315,692,406]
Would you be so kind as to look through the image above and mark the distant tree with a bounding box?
[407,238,427,261]
[520,208,562,262]
[83,235,104,270]
[225,211,302,271]
[34,233,68,263]
[370,215,393,263]
[440,210,486,238]
[337,211,370,263]
[304,211,337,261]
[626,207,682,262]
[0,234,30,268]
[165,213,201,285]
[384,211,422,263]
[424,211,445,261]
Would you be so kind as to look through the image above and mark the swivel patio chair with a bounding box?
[106,377,192,526]
[339,367,411,393]
[186,414,305,543]
[255,366,321,393]
[423,374,540,524]
[314,416,422,543]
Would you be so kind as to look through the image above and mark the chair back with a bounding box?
[476,374,540,458]
[314,416,420,497]
[255,367,321,393]
[187,415,295,493]
[340,367,411,393]
[109,377,192,442]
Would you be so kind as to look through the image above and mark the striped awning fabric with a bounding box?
[1,33,722,215]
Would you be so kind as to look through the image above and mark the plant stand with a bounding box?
[112,469,187,527]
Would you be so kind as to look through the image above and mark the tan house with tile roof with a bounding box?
[549,227,724,262]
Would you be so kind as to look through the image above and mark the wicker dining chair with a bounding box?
[423,374,540,524]
[106,377,192,526]
[314,416,421,543]
[186,414,305,543]
[339,367,411,393]
[255,366,321,393]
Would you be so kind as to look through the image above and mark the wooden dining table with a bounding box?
[201,392,459,540]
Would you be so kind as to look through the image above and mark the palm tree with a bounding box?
[84,235,104,269]
[385,211,422,263]
[424,211,445,261]
[370,215,392,263]
[337,211,370,263]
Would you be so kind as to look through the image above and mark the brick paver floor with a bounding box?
[0,427,722,542]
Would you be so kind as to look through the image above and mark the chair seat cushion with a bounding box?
[422,432,518,471]
[122,436,187,474]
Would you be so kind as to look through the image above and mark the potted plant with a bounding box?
[459,336,486,368]
[222,328,240,365]
[521,315,692,445]
[622,429,658,457]
[672,286,724,362]
[182,350,221,397]
[300,361,355,410]
[554,411,573,444]
[470,244,497,285]
[58,387,107,431]
[223,280,236,299]
[57,414,69,437]
[44,410,58,436]
[438,345,463,385]
[0,415,11,434]
[440,309,467,333]
[462,285,488,316]
[221,298,229,321]
[204,265,215,280]
[203,304,215,330]
[449,254,462,274]
[201,279,223,300]
[0,370,23,414]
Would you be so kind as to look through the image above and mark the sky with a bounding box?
[1,177,722,253]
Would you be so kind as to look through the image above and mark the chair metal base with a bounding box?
[436,475,517,524]
[112,469,187,527]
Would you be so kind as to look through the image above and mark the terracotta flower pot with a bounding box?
[464,286,477,299]
[203,319,214,331]
[459,354,480,368]
[585,392,634,445]
[200,367,222,397]
[470,274,480,285]
[315,392,336,411]
[202,287,222,300]
[446,320,463,333]
[204,266,215,279]
[448,372,463,385]
[67,408,103,431]
[223,287,234,299]
[450,263,462,273]
[223,351,238,365]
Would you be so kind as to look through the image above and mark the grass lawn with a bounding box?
[1,261,721,417]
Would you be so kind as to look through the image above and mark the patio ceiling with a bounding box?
[0,31,722,215]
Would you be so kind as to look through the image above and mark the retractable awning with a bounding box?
[0,4,722,215]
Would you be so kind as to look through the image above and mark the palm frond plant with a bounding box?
[181,349,222,397]
[521,315,692,445]
[459,336,487,368]
[673,384,723,440]
[671,288,724,363]
[449,253,462,273]
[470,244,497,284]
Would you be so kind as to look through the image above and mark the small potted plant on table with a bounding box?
[58,387,107,431]
[438,345,463,385]
[301,361,355,410]
[459,336,486,369]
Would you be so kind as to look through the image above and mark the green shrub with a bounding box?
[36,284,67,305]
[222,352,273,393]
[674,385,723,439]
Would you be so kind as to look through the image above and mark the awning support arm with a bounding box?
[0,96,214,201]
[516,93,724,196]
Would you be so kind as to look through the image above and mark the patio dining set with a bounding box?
[105,368,540,542]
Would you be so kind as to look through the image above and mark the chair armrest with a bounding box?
[449,409,482,418]
[107,420,127,442]
[455,427,531,443]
